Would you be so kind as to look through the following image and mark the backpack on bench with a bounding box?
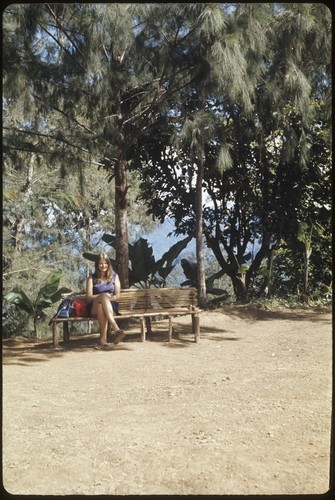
[55,297,75,319]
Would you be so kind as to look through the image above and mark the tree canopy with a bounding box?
[3,3,332,336]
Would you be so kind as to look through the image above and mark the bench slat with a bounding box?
[53,308,201,322]
[119,308,147,315]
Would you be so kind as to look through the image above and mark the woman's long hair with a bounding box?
[93,252,113,282]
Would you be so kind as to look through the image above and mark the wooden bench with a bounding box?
[51,287,201,348]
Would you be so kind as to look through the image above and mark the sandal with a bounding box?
[94,343,110,350]
[113,330,125,344]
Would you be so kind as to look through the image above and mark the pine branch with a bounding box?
[4,126,117,167]
[45,3,85,61]
[37,20,74,60]
[31,93,119,154]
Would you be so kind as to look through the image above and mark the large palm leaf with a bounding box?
[85,233,192,287]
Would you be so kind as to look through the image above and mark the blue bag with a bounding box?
[56,297,75,318]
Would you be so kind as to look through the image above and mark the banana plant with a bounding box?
[180,258,228,298]
[5,269,71,337]
[83,234,192,288]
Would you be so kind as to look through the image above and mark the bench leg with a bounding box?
[63,321,69,343]
[145,317,152,335]
[168,316,172,342]
[140,317,145,342]
[192,313,200,342]
[52,322,59,348]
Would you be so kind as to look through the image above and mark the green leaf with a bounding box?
[5,286,34,314]
[35,286,73,311]
[207,287,227,296]
[101,234,192,287]
[181,259,227,294]
[35,269,63,306]
[181,259,198,286]
[205,269,225,289]
[155,236,192,278]
[129,238,156,283]
[180,279,193,287]
[101,233,117,248]
[83,252,99,263]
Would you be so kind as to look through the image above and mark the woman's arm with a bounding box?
[113,274,121,301]
[86,275,95,300]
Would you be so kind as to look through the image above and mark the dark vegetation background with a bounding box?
[2,3,332,339]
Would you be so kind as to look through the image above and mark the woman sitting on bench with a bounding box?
[86,252,125,349]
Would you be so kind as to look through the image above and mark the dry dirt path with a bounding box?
[2,305,332,495]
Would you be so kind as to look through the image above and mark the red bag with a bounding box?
[72,299,88,317]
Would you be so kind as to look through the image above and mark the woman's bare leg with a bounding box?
[91,293,119,332]
[96,303,108,344]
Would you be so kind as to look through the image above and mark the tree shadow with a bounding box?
[4,305,328,364]
[3,337,66,366]
[2,317,240,364]
[163,341,190,348]
[2,333,137,365]
[204,335,241,341]
[220,304,332,324]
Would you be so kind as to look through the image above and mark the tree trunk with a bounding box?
[115,155,129,288]
[303,249,309,296]
[262,247,276,298]
[195,157,206,308]
[33,315,40,339]
[230,274,248,302]
[302,247,311,302]
[302,223,313,297]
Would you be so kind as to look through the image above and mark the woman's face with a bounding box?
[98,259,109,274]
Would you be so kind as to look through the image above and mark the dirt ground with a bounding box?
[2,304,333,496]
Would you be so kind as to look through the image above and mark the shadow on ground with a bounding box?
[3,305,330,366]
[218,304,331,323]
[2,321,199,365]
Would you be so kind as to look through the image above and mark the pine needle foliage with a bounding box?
[2,3,332,316]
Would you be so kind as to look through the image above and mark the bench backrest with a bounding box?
[118,289,147,315]
[118,287,198,315]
